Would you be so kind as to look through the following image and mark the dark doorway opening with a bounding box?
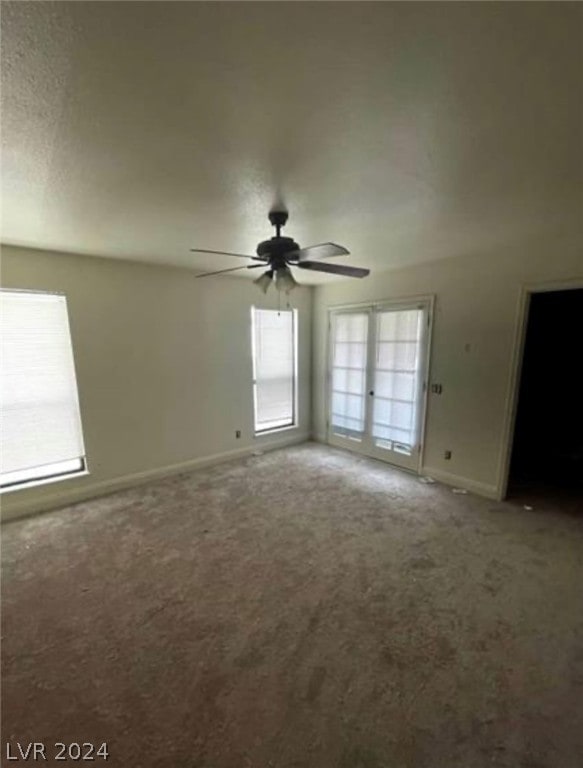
[508,288,583,510]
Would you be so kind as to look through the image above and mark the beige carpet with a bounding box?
[2,443,583,767]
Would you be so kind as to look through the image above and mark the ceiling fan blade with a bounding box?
[190,248,264,261]
[295,260,370,278]
[285,242,349,262]
[196,264,264,278]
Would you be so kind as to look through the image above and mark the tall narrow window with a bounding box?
[251,308,297,433]
[1,290,87,491]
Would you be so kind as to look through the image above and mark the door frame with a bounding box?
[325,294,435,474]
[497,277,583,500]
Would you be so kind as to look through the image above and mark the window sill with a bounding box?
[0,469,89,495]
[254,424,298,438]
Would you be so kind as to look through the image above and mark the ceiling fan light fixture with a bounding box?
[275,265,298,293]
[253,269,274,293]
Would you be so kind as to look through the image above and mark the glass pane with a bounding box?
[331,312,368,439]
[372,308,424,452]
[372,423,413,442]
[373,399,414,431]
[335,313,368,342]
[332,391,365,420]
[377,341,419,371]
[375,370,415,401]
[333,340,367,369]
[377,309,420,342]
[332,366,365,395]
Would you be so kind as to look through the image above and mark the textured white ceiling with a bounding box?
[1,1,581,283]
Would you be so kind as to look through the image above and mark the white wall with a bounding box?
[312,234,582,498]
[2,234,581,519]
[1,245,312,521]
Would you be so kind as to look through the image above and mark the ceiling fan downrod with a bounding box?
[268,210,288,238]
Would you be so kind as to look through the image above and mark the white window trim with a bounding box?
[1,464,89,494]
[254,423,299,439]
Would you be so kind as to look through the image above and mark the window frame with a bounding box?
[251,306,298,436]
[0,288,89,493]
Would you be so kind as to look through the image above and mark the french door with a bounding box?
[327,300,432,472]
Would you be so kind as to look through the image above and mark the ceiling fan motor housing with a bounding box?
[256,236,299,262]
[256,210,300,265]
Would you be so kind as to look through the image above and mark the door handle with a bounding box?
[369,390,374,396]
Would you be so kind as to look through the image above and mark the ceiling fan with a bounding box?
[191,210,370,293]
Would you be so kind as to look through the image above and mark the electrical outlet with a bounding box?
[235,430,241,439]
[444,450,452,460]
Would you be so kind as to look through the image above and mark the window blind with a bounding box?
[1,290,86,490]
[252,308,296,433]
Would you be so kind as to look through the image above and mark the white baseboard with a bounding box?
[310,434,499,500]
[420,466,499,499]
[1,432,310,523]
